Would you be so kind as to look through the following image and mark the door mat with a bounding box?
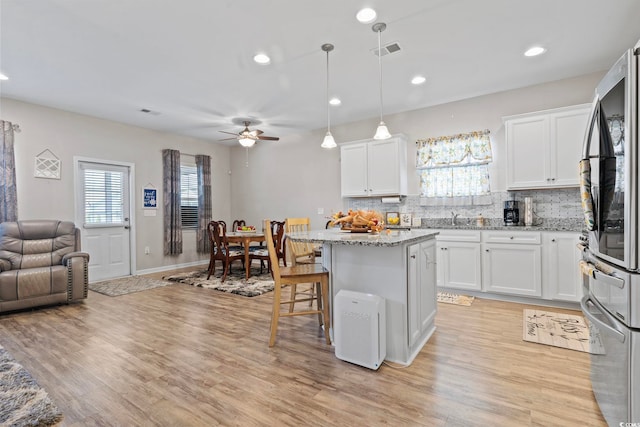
[164,267,274,297]
[89,276,174,296]
[0,344,63,426]
[523,309,604,354]
[437,292,475,306]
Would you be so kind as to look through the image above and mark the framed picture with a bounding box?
[400,213,412,227]
[386,212,399,225]
[143,187,157,209]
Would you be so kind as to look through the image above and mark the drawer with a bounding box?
[482,230,541,244]
[436,229,481,243]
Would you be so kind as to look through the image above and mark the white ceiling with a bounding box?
[2,0,640,145]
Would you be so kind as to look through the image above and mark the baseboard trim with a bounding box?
[136,260,208,276]
[436,287,581,311]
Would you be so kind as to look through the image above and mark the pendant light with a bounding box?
[372,22,391,140]
[321,43,337,149]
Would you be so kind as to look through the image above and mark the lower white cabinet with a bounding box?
[543,232,582,302]
[482,242,542,297]
[436,230,482,291]
[408,240,437,348]
[436,229,581,303]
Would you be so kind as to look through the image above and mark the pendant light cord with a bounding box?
[326,48,331,132]
[378,27,383,122]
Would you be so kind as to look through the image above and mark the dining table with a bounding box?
[226,231,266,279]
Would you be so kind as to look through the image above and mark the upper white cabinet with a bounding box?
[504,104,590,190]
[340,135,407,197]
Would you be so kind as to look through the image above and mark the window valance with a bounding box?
[416,129,492,169]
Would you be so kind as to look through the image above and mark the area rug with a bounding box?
[437,292,475,306]
[523,309,605,354]
[0,344,63,426]
[89,276,174,297]
[165,267,274,297]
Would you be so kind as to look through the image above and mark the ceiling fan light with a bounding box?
[373,121,391,140]
[356,8,377,24]
[239,137,256,147]
[321,131,337,149]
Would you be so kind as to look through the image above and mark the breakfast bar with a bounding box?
[286,228,439,366]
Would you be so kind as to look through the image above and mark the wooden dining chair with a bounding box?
[207,220,244,282]
[285,217,319,312]
[232,219,246,232]
[249,220,286,274]
[263,219,331,347]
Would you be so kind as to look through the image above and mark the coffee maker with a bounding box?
[503,200,520,226]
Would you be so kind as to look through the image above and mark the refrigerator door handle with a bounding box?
[580,295,626,343]
[592,268,625,289]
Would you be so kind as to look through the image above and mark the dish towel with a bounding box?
[579,159,595,231]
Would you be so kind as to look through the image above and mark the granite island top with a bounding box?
[286,229,438,247]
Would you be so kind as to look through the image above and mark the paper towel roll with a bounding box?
[381,197,401,204]
[524,197,533,226]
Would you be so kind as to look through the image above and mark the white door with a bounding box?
[76,160,132,281]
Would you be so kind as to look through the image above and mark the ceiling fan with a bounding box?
[219,121,280,147]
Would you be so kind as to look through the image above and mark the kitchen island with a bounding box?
[286,228,439,366]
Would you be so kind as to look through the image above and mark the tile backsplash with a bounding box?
[345,188,582,223]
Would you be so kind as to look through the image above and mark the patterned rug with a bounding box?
[0,344,63,426]
[523,309,605,354]
[165,266,274,297]
[437,292,475,306]
[89,276,174,297]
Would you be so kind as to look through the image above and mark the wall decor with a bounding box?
[143,184,157,209]
[400,213,412,227]
[34,149,61,179]
[386,212,399,225]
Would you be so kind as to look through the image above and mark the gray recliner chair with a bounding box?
[0,220,90,313]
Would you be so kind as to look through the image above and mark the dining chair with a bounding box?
[207,220,245,282]
[232,219,246,232]
[249,220,286,274]
[284,217,322,312]
[263,219,331,347]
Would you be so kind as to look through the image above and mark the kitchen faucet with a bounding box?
[451,211,459,226]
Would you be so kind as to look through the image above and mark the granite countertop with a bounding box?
[286,229,439,247]
[387,217,584,232]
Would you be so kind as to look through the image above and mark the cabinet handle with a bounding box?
[369,189,373,192]
[485,249,490,252]
[410,255,416,259]
[551,239,556,242]
[509,236,514,239]
[551,178,556,181]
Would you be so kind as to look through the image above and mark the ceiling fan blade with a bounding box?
[218,137,238,141]
[219,130,239,136]
[250,129,264,136]
[257,135,279,141]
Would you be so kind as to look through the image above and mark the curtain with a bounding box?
[0,121,18,222]
[163,149,182,255]
[195,154,212,253]
[416,130,492,199]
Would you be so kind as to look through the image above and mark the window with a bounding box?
[82,166,125,226]
[416,130,492,203]
[181,164,198,229]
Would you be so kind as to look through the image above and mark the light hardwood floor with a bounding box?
[0,269,606,426]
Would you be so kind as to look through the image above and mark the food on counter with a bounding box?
[387,216,400,225]
[330,209,385,232]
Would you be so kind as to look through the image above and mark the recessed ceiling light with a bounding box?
[411,75,426,85]
[329,97,341,106]
[524,46,546,57]
[356,8,377,24]
[253,53,271,64]
[0,73,8,81]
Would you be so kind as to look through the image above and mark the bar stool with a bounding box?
[263,219,331,347]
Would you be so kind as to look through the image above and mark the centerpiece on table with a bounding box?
[329,209,385,233]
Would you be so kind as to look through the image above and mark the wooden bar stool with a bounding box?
[263,219,331,347]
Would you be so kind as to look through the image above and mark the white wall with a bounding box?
[230,71,604,227]
[0,98,231,272]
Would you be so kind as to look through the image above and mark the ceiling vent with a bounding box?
[373,42,401,57]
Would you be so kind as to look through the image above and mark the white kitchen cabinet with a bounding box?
[505,104,590,190]
[436,230,482,291]
[340,135,407,197]
[408,239,437,348]
[482,231,542,297]
[543,232,582,302]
